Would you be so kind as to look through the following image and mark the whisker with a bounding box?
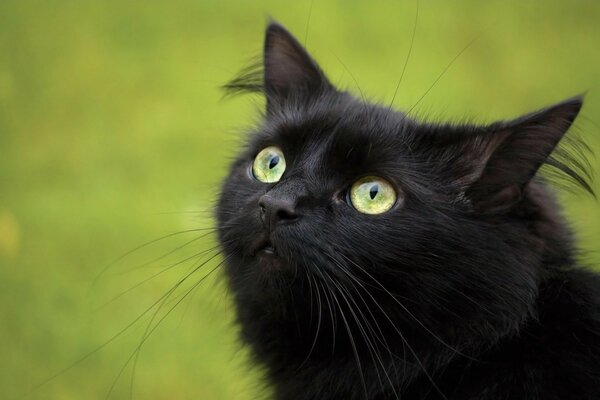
[105,252,228,399]
[326,268,400,400]
[89,228,217,289]
[314,268,368,399]
[339,252,476,361]
[23,250,223,397]
[330,51,368,105]
[296,272,323,370]
[111,231,214,275]
[388,0,419,111]
[332,260,403,399]
[94,245,221,311]
[400,35,479,123]
[303,0,315,46]
[128,256,228,400]
[337,254,452,400]
[314,273,337,356]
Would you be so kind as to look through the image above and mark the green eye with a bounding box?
[252,146,286,183]
[349,176,397,214]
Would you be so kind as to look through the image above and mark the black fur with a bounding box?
[217,22,600,400]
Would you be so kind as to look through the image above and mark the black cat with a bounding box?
[216,22,600,400]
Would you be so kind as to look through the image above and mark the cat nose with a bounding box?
[259,195,299,229]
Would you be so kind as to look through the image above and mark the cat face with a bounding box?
[216,22,587,357]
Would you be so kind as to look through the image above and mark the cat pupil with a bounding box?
[269,155,279,169]
[369,184,379,200]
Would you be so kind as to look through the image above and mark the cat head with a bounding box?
[216,22,591,362]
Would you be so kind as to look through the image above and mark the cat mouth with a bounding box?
[252,237,278,257]
[261,244,276,255]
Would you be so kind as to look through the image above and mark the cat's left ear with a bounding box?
[457,96,584,212]
[263,22,334,112]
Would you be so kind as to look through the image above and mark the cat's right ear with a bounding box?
[438,97,588,213]
[263,22,333,113]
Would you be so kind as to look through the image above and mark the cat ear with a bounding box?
[461,96,583,212]
[263,22,333,112]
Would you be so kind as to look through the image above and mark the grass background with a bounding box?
[1,1,599,399]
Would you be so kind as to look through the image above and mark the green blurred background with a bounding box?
[1,1,599,399]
